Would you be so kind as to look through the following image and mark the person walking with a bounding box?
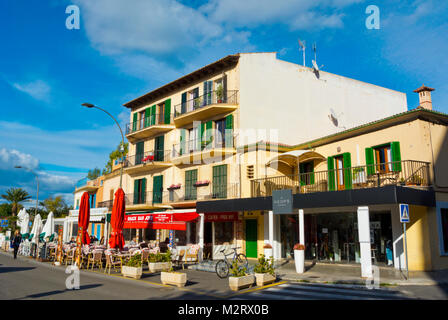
[12,230,22,259]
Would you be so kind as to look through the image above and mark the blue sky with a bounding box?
[0,0,447,207]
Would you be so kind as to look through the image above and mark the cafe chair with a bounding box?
[104,253,122,274]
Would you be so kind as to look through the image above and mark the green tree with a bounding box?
[39,195,71,218]
[0,187,31,216]
[103,142,128,175]
[87,167,101,180]
[0,203,13,217]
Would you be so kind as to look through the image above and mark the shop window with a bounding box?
[189,222,197,244]
[175,230,187,246]
[215,221,234,245]
[441,208,448,253]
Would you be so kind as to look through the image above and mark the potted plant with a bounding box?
[293,243,305,274]
[167,184,181,191]
[161,250,172,271]
[161,265,187,287]
[194,180,210,187]
[399,178,406,186]
[263,243,273,259]
[194,97,201,109]
[122,253,143,279]
[216,84,224,103]
[254,254,276,286]
[228,260,255,291]
[148,252,164,273]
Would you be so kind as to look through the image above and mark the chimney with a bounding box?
[413,84,435,110]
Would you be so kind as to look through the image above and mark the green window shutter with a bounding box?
[310,165,315,185]
[132,113,138,131]
[391,142,402,172]
[225,114,234,148]
[201,122,206,150]
[343,152,352,190]
[141,178,146,203]
[153,175,163,204]
[205,121,213,147]
[181,93,187,114]
[136,141,144,165]
[365,147,375,176]
[133,179,139,204]
[327,156,336,191]
[164,99,171,124]
[213,165,227,198]
[185,169,197,200]
[299,163,306,186]
[150,105,156,125]
[180,129,186,156]
[155,135,164,161]
[144,108,151,128]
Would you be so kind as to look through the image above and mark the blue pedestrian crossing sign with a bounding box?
[399,204,410,223]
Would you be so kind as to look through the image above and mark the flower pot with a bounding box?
[161,262,172,271]
[229,275,255,291]
[161,272,187,287]
[255,273,276,286]
[294,250,305,273]
[122,266,143,279]
[264,248,273,259]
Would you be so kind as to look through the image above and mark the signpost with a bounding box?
[399,204,410,279]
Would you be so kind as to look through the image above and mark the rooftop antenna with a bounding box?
[298,39,306,67]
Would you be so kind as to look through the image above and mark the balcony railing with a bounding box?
[172,135,235,158]
[125,113,174,135]
[98,200,113,211]
[125,150,171,167]
[174,90,238,118]
[251,160,430,197]
[75,177,100,190]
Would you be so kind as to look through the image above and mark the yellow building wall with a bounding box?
[406,205,432,271]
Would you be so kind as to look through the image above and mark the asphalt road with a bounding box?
[1,251,447,300]
[0,251,216,300]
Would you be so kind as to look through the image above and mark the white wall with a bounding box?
[238,53,407,145]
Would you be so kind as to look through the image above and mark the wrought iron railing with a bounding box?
[174,90,238,118]
[250,160,430,197]
[125,113,174,135]
[125,150,171,167]
[172,135,235,158]
[97,200,113,211]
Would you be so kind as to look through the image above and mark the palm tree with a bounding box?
[1,187,31,216]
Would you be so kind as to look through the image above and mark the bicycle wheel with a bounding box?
[215,260,229,278]
[236,253,248,269]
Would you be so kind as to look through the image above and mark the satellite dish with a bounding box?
[328,108,345,129]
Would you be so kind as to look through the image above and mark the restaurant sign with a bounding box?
[205,212,239,222]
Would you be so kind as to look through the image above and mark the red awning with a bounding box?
[123,211,199,230]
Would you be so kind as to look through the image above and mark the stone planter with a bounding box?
[229,275,255,291]
[264,248,273,259]
[161,272,187,287]
[294,250,305,273]
[122,266,143,279]
[255,273,276,286]
[149,262,172,273]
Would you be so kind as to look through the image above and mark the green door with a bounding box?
[185,169,197,200]
[136,141,144,165]
[153,175,163,204]
[155,135,164,161]
[245,220,258,258]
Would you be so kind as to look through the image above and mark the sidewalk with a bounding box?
[273,259,448,286]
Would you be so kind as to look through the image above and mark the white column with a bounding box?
[299,209,305,245]
[198,214,204,262]
[186,222,191,245]
[268,210,274,259]
[357,206,372,278]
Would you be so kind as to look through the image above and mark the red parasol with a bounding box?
[78,192,91,245]
[109,188,125,250]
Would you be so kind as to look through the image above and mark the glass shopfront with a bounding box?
[280,211,393,264]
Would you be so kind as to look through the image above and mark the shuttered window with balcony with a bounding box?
[365,141,402,175]
[327,153,352,191]
[135,141,144,165]
[155,135,164,161]
[133,178,146,205]
[153,175,163,204]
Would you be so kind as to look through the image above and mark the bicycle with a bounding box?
[215,247,248,278]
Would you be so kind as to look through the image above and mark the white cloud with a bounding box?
[0,148,39,171]
[11,80,51,102]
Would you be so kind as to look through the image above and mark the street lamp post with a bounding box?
[14,166,39,259]
[81,103,125,189]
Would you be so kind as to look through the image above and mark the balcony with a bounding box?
[75,177,101,193]
[173,90,238,127]
[125,113,175,142]
[162,183,240,207]
[124,150,172,175]
[250,160,431,197]
[171,136,236,165]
